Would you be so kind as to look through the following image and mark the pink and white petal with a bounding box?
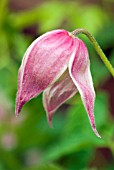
[43,71,78,127]
[16,30,77,115]
[69,38,101,138]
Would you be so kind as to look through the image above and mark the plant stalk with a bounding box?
[72,28,114,77]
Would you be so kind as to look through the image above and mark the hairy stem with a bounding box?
[72,28,114,77]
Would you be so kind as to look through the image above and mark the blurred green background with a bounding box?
[0,0,114,169]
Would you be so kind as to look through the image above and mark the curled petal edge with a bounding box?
[68,39,101,138]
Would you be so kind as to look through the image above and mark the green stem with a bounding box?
[72,28,114,77]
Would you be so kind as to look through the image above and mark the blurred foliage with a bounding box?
[0,0,114,169]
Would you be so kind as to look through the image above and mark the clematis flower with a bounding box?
[15,29,101,138]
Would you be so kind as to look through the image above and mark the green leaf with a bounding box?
[69,5,109,34]
[22,163,65,170]
[9,2,66,31]
[0,31,10,69]
[0,0,8,27]
[42,92,108,162]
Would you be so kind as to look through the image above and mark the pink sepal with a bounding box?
[43,71,77,126]
[16,30,76,115]
[69,38,101,138]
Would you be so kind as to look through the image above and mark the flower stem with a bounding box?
[72,28,114,77]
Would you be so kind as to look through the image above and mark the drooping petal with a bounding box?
[43,70,78,126]
[69,38,101,138]
[16,30,77,115]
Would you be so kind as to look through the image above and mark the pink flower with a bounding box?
[15,29,101,138]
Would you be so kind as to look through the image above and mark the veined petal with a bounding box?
[69,38,101,138]
[43,70,78,127]
[16,30,76,115]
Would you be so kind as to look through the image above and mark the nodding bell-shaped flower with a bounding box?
[16,29,101,138]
